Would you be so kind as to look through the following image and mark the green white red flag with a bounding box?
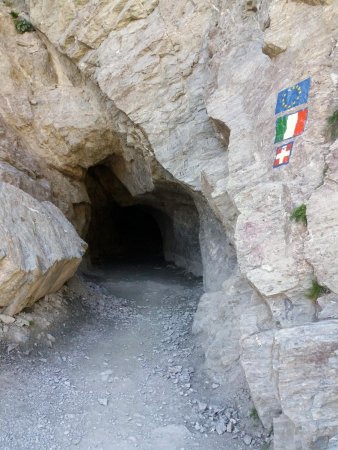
[274,108,308,143]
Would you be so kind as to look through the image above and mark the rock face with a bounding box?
[0,182,87,315]
[0,0,337,448]
[274,322,338,448]
[193,270,253,373]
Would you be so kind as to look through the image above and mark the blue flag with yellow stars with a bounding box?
[275,78,311,115]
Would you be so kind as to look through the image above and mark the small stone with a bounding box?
[169,365,182,374]
[211,383,220,389]
[47,333,55,342]
[243,435,252,445]
[98,398,108,406]
[226,422,233,433]
[198,401,207,412]
[16,318,30,327]
[215,421,227,435]
[0,314,15,324]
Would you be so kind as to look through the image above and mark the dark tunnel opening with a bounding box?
[85,163,203,275]
[87,203,164,264]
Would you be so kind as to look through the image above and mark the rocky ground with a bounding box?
[0,262,271,450]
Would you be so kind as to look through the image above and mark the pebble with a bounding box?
[98,398,108,406]
[243,435,252,445]
[0,314,15,324]
[198,401,207,412]
[215,421,227,435]
[226,422,233,433]
[47,334,55,342]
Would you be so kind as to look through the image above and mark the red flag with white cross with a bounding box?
[273,142,294,168]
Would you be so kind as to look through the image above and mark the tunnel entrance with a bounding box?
[85,163,203,275]
[87,203,164,263]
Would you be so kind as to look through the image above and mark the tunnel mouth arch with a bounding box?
[84,163,203,274]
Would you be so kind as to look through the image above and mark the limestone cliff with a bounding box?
[0,0,338,448]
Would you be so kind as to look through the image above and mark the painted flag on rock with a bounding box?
[275,77,311,114]
[273,142,293,168]
[274,108,308,143]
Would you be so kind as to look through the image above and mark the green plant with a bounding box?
[249,407,259,422]
[306,280,328,301]
[290,204,307,226]
[10,11,35,34]
[28,320,35,327]
[15,17,35,34]
[261,443,271,450]
[328,109,338,140]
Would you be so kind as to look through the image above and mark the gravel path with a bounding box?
[0,262,270,450]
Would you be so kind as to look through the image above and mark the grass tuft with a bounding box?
[290,204,307,226]
[306,280,328,301]
[9,11,35,34]
[249,407,259,422]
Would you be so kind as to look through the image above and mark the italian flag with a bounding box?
[275,108,308,143]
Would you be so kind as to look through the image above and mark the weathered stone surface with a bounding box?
[0,182,87,315]
[193,270,253,374]
[273,414,303,450]
[294,0,333,4]
[0,8,117,174]
[240,291,274,340]
[306,180,338,295]
[274,321,338,447]
[267,292,316,327]
[241,330,281,429]
[27,0,228,192]
[234,183,311,297]
[327,435,338,450]
[197,198,237,291]
[207,0,337,304]
[0,114,90,235]
[318,293,338,320]
[0,5,156,197]
[242,321,338,445]
[264,0,335,59]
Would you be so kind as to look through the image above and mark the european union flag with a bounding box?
[275,78,311,115]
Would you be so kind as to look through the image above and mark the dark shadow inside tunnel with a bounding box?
[84,163,203,274]
[87,203,164,263]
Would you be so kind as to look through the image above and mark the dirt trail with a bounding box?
[0,262,268,450]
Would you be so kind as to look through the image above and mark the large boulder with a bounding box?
[0,182,87,315]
